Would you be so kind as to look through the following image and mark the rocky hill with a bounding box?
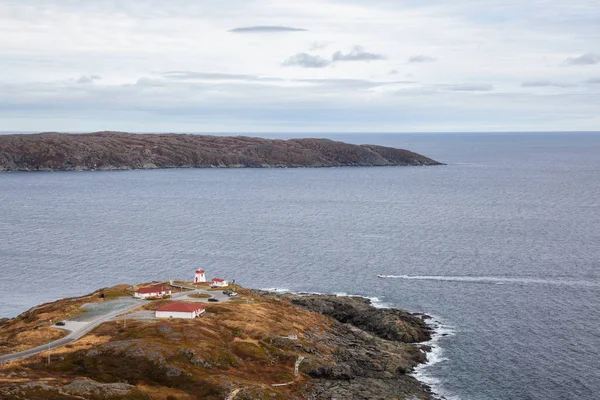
[0,132,442,172]
[0,285,435,400]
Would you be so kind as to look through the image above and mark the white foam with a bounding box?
[365,296,393,309]
[260,287,292,293]
[412,317,460,400]
[260,287,457,397]
[378,274,600,288]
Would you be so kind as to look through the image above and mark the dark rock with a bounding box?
[287,294,432,343]
[178,348,196,358]
[160,365,184,378]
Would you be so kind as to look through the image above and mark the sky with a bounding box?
[0,0,599,133]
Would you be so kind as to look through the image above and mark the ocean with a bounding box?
[1,132,599,399]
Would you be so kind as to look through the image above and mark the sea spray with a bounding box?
[413,317,459,400]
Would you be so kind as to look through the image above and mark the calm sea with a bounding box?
[1,132,599,399]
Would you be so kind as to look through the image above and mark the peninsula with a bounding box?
[0,283,436,400]
[0,132,442,172]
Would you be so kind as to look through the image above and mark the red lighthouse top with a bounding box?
[196,269,205,274]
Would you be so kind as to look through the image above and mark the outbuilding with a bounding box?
[211,278,229,288]
[134,285,172,299]
[155,302,206,319]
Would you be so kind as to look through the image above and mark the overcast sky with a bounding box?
[1,0,599,133]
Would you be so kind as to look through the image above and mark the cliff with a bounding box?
[0,132,442,172]
[0,285,435,400]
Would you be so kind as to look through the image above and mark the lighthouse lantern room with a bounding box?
[195,269,206,283]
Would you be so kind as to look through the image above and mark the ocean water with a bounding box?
[1,132,600,399]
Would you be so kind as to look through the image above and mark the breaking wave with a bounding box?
[413,317,460,400]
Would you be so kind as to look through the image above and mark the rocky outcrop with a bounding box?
[253,293,435,399]
[300,322,433,399]
[288,294,432,343]
[0,131,443,172]
[0,378,143,399]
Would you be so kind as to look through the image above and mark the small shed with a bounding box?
[211,278,229,287]
[155,302,206,319]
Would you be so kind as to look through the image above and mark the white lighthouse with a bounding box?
[194,269,206,283]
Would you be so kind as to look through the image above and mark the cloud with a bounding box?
[564,53,600,66]
[445,83,494,92]
[332,46,385,61]
[521,80,575,88]
[408,55,436,63]
[282,53,331,68]
[161,71,282,82]
[76,75,102,84]
[1,1,600,132]
[228,26,307,33]
[586,77,600,84]
[282,45,385,68]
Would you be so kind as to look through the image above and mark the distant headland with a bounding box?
[0,132,443,172]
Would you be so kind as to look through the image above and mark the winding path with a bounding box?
[0,286,227,364]
[0,300,145,364]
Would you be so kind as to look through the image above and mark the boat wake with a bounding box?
[377,275,600,287]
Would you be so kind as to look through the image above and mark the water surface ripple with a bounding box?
[1,132,599,400]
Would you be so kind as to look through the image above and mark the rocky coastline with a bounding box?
[1,286,437,399]
[0,132,443,172]
[268,292,438,399]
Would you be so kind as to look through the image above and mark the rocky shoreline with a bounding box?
[1,286,439,399]
[258,292,438,399]
[0,132,443,172]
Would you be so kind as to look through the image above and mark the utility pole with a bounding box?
[47,320,52,365]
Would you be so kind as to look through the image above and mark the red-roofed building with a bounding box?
[155,302,205,319]
[211,278,229,288]
[194,269,206,283]
[134,285,172,299]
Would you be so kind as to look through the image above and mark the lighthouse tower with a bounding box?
[194,269,206,283]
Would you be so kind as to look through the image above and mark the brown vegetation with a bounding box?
[0,285,132,355]
[0,132,442,172]
[1,286,434,399]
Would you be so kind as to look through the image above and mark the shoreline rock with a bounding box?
[257,291,436,399]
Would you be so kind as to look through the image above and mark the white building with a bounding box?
[211,278,229,287]
[194,269,206,283]
[155,302,206,319]
[134,285,172,299]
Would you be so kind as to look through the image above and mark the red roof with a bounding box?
[136,285,171,294]
[212,278,225,282]
[196,269,205,273]
[156,302,205,313]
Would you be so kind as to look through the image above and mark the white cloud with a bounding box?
[443,83,494,92]
[282,53,331,68]
[408,55,436,63]
[522,80,575,88]
[564,53,600,66]
[229,26,307,33]
[75,75,102,84]
[332,46,385,61]
[0,0,599,132]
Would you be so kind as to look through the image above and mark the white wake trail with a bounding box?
[377,275,600,287]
